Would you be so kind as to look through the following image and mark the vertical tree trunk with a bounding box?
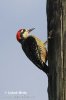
[47,0,66,100]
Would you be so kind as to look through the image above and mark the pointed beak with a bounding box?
[28,28,35,33]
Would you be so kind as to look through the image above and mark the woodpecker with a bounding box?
[16,28,49,74]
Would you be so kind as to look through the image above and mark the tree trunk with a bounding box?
[47,0,66,100]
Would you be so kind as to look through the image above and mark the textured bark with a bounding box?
[47,0,66,100]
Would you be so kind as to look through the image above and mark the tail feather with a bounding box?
[41,63,49,74]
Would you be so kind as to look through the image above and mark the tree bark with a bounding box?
[47,0,66,100]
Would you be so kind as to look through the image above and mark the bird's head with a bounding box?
[16,28,35,43]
